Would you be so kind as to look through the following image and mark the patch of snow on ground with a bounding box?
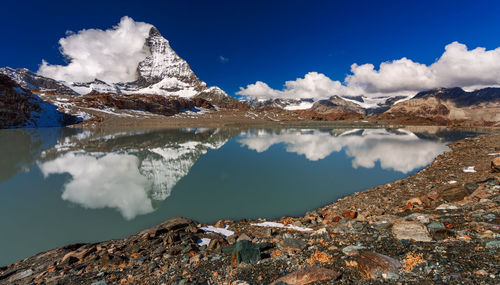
[463,166,476,173]
[201,225,234,237]
[448,180,457,184]
[251,221,313,232]
[197,238,211,246]
[26,96,82,128]
[488,153,500,156]
[75,111,92,120]
[284,101,314,110]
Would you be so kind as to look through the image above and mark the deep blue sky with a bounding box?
[3,0,500,96]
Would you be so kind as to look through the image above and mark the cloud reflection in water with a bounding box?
[238,129,450,173]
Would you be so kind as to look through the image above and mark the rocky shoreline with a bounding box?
[1,133,499,284]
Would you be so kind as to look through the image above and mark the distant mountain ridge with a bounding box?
[373,87,500,126]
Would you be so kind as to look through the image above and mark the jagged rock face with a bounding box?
[0,67,78,95]
[135,27,204,91]
[311,96,365,115]
[0,75,80,128]
[0,75,41,127]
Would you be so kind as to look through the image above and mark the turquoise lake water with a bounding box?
[0,127,478,265]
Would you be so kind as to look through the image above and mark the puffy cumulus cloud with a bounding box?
[38,16,153,83]
[431,42,500,88]
[346,58,437,93]
[236,81,281,98]
[238,129,449,173]
[238,42,500,99]
[239,72,349,100]
[39,152,154,220]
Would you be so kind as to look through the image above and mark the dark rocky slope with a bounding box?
[0,75,80,128]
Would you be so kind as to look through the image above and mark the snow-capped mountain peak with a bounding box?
[135,27,203,89]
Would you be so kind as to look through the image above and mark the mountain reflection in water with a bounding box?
[37,128,233,220]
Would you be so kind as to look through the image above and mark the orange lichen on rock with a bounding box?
[402,251,425,273]
[306,251,331,266]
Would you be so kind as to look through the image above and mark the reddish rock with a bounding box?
[342,211,358,219]
[270,267,340,285]
[443,222,454,229]
[331,216,342,222]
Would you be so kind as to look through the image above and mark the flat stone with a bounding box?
[485,240,500,249]
[7,269,33,283]
[140,217,194,237]
[231,240,260,267]
[357,251,401,279]
[435,204,458,210]
[270,267,340,285]
[342,245,366,255]
[279,238,307,251]
[392,221,432,242]
[427,222,445,230]
[440,187,471,202]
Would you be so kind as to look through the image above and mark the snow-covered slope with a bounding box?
[0,74,82,128]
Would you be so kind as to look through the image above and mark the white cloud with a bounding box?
[219,55,229,63]
[238,41,500,100]
[238,129,449,173]
[38,16,153,83]
[39,152,154,220]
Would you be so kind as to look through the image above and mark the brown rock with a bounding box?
[60,246,96,265]
[443,222,454,229]
[357,251,402,279]
[440,186,473,202]
[270,267,340,285]
[140,217,195,238]
[342,211,358,219]
[331,216,342,222]
[492,157,500,173]
[392,221,432,242]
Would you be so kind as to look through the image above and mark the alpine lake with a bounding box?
[0,126,481,265]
